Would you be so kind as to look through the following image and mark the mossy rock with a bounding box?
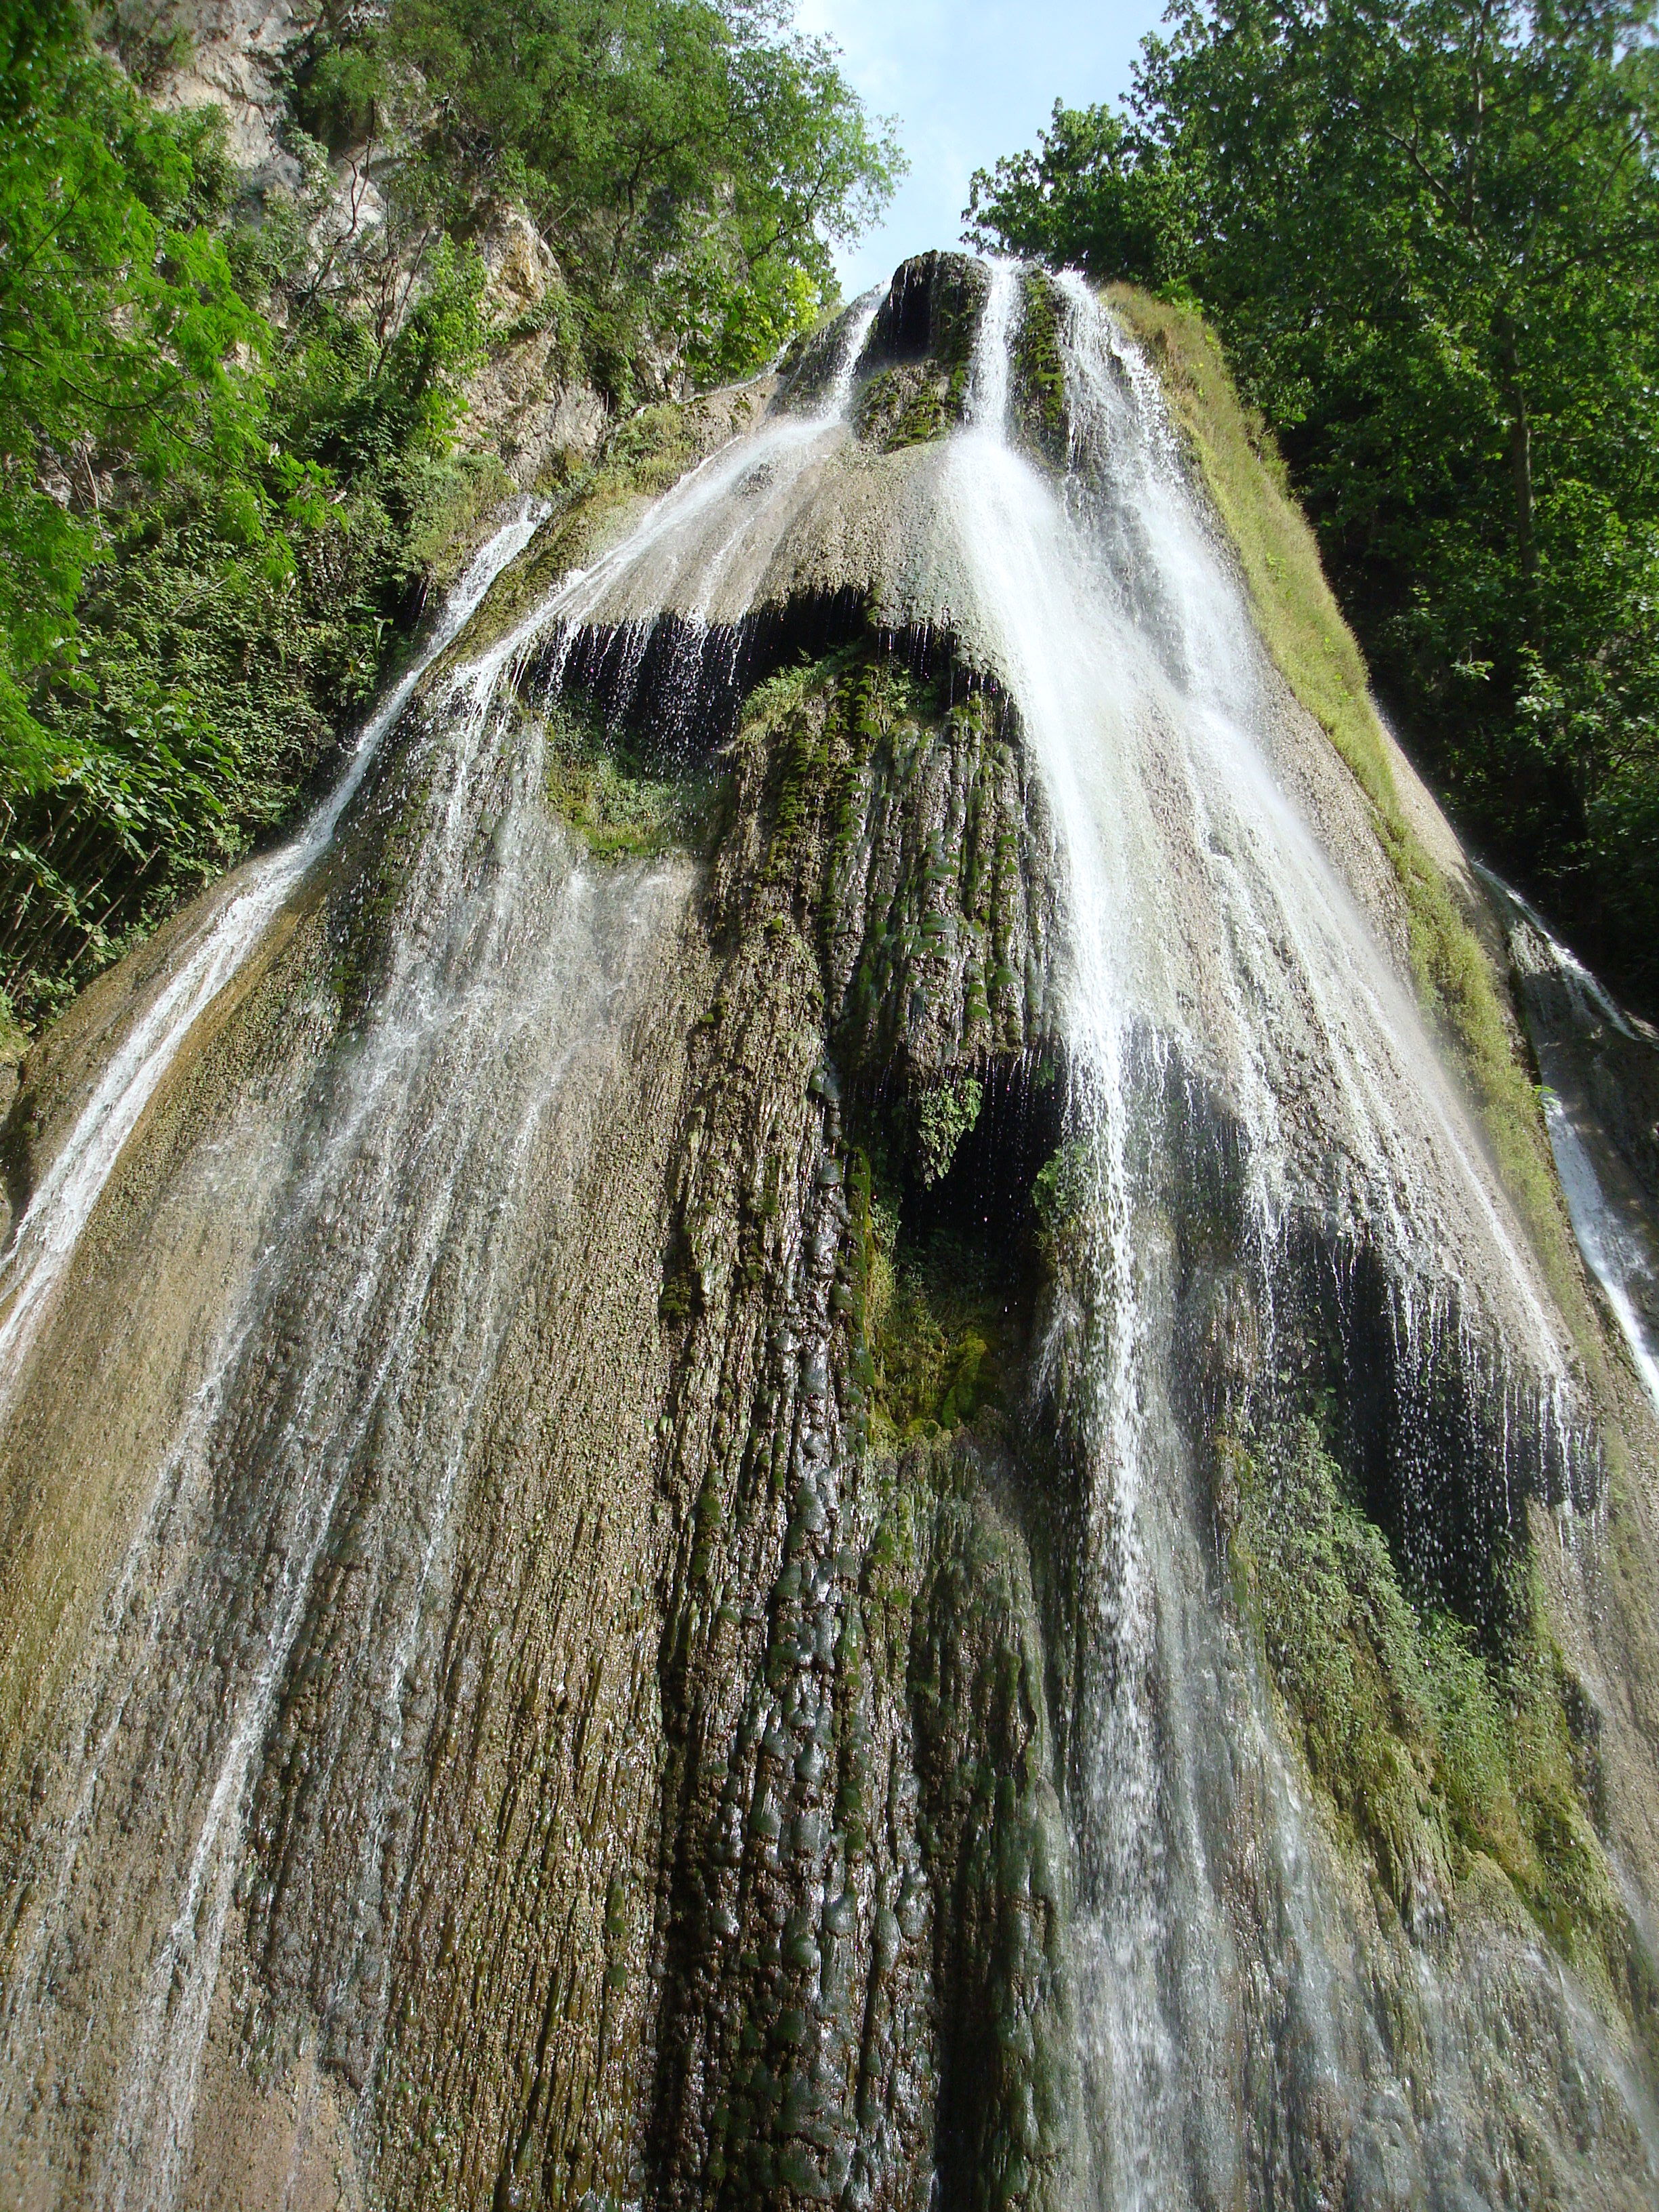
[1222,1414,1639,2011]
[1011,271,1068,469]
[541,696,726,859]
[865,251,989,378]
[853,362,954,452]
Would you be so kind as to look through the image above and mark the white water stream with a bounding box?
[1,262,1650,2210]
[947,266,1566,1357]
[1481,865,1659,1415]
[941,260,1601,2208]
[0,500,548,1406]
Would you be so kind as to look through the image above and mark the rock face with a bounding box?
[136,0,311,182]
[1,255,1658,2212]
[117,1,612,492]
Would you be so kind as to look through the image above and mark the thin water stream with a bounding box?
[0,501,549,1406]
[1482,865,1659,1415]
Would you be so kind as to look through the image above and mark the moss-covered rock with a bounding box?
[1010,271,1068,470]
[850,253,988,452]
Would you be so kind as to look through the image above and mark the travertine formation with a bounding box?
[0,255,1656,2212]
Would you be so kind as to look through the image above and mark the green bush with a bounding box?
[0,0,898,1027]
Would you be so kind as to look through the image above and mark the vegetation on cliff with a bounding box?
[294,0,901,392]
[0,0,895,1026]
[969,0,1659,1015]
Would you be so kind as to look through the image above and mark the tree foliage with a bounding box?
[296,0,901,391]
[0,0,499,1020]
[969,0,1659,1010]
[0,0,895,1024]
[0,0,273,785]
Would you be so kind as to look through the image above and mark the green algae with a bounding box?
[542,697,724,859]
[1012,271,1068,468]
[1223,1414,1645,2030]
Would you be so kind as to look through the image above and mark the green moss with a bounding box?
[914,1076,983,1187]
[1031,1141,1092,1279]
[741,638,1041,1068]
[927,253,991,373]
[853,362,951,451]
[1225,1419,1628,1986]
[659,1221,699,1324]
[821,656,896,918]
[1012,271,1068,467]
[766,704,833,869]
[1111,285,1591,1347]
[690,1462,723,1583]
[544,697,721,858]
[843,1145,1009,1443]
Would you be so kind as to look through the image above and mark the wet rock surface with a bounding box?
[0,263,1656,2212]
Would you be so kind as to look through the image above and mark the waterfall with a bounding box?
[0,302,883,2212]
[0,500,548,1408]
[939,264,1612,2205]
[1482,866,1659,1415]
[0,259,1652,2211]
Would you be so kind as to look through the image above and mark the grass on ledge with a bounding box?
[1109,283,1593,1355]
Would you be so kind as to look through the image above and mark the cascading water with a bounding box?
[948,266,1568,1349]
[0,257,1653,2212]
[941,263,1624,2205]
[0,305,884,2212]
[1482,866,1659,1416]
[0,499,548,1407]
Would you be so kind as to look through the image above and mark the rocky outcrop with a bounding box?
[112,0,612,495]
[123,0,310,181]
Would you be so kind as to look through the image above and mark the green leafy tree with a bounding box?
[299,0,903,390]
[0,0,895,1025]
[0,1,495,1019]
[970,0,1659,1008]
[966,100,1196,293]
[0,0,274,783]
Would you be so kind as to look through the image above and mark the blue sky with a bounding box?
[794,0,1169,297]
